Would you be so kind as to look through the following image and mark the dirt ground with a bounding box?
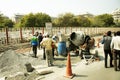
[0,43,31,53]
[0,45,81,80]
[0,36,102,80]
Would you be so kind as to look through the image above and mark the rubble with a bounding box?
[0,49,46,80]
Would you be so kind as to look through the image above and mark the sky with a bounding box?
[0,0,120,18]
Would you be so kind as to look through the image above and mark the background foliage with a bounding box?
[0,12,119,28]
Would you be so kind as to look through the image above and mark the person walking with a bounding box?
[52,35,58,59]
[42,34,47,60]
[101,31,113,68]
[31,32,38,58]
[38,33,43,49]
[111,31,120,71]
[40,34,54,67]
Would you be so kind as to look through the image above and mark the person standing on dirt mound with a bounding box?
[31,32,38,58]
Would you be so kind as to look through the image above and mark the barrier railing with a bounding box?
[0,27,120,45]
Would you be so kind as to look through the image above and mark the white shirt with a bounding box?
[111,36,120,50]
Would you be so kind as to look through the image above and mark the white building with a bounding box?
[12,14,24,23]
[112,8,120,22]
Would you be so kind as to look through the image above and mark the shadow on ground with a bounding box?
[75,74,88,77]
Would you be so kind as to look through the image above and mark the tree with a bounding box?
[52,13,91,27]
[53,13,74,27]
[52,18,60,27]
[0,12,14,28]
[20,13,36,27]
[0,13,4,27]
[93,14,115,27]
[19,13,51,27]
[35,13,51,27]
[3,19,14,28]
[75,15,91,27]
[71,17,79,26]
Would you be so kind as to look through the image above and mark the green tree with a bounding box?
[19,13,51,27]
[0,12,14,28]
[53,13,74,27]
[35,13,51,27]
[93,14,114,27]
[71,17,79,26]
[52,18,60,27]
[0,13,4,27]
[3,19,14,28]
[75,15,91,27]
[52,13,91,27]
[20,13,36,27]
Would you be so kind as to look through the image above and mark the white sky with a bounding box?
[0,0,120,18]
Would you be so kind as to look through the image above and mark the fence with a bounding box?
[0,27,120,45]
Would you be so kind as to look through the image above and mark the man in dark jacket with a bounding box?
[101,31,113,68]
[38,33,43,49]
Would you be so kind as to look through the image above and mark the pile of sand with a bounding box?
[0,49,48,80]
[0,49,43,78]
[0,50,28,77]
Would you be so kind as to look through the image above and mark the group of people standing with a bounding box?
[101,31,120,71]
[30,30,120,69]
[30,32,56,67]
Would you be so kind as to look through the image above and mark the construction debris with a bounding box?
[36,70,53,75]
[25,62,35,72]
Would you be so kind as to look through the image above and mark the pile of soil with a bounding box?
[0,50,27,77]
[0,49,45,79]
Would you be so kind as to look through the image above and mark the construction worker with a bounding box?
[111,31,120,71]
[38,32,43,49]
[31,32,38,58]
[101,31,113,68]
[40,34,55,67]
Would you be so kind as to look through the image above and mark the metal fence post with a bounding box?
[42,27,44,34]
[20,27,23,42]
[32,27,34,35]
[5,27,9,45]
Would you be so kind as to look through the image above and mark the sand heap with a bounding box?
[0,49,46,80]
[0,49,36,77]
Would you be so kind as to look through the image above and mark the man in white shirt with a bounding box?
[111,31,120,71]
